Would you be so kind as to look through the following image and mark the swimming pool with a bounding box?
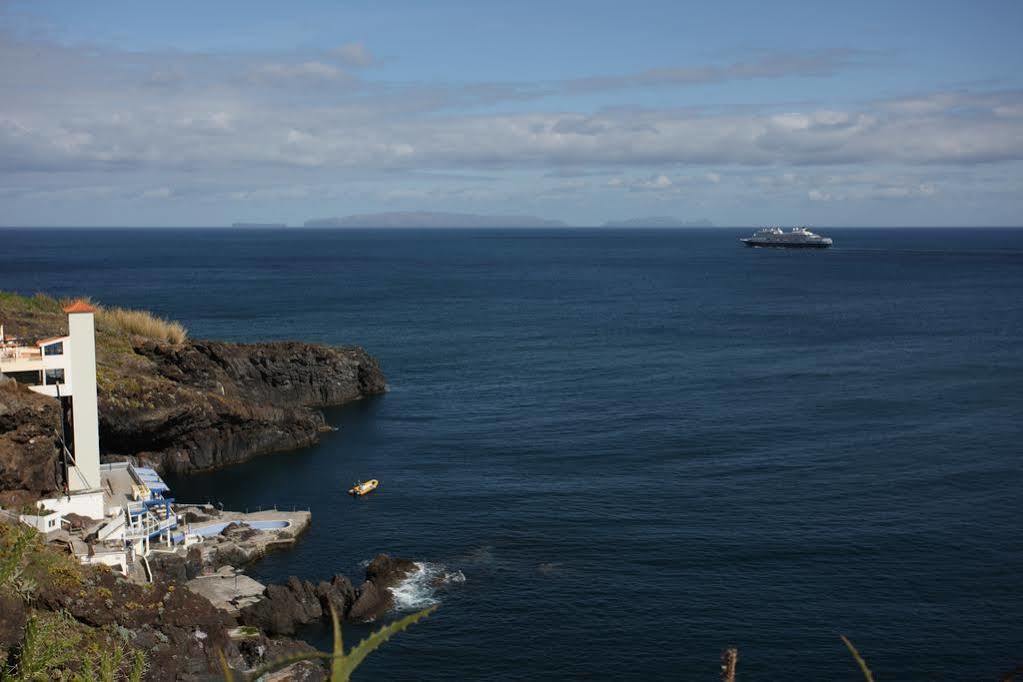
[172,519,291,543]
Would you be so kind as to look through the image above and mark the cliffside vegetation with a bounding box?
[0,522,149,681]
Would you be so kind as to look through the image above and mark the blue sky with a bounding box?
[2,0,1022,226]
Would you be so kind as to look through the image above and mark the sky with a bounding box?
[1,0,1022,227]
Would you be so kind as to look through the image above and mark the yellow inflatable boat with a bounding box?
[348,479,379,496]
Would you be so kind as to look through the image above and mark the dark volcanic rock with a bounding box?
[147,546,204,583]
[241,555,415,632]
[239,576,323,636]
[98,339,385,474]
[238,636,326,681]
[348,554,418,623]
[347,581,386,623]
[35,569,238,681]
[136,340,386,410]
[365,554,418,587]
[211,541,257,568]
[0,382,61,498]
[315,574,357,619]
[0,592,26,653]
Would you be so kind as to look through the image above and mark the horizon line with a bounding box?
[2,224,1023,230]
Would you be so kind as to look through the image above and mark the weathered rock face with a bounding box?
[348,554,418,623]
[237,635,326,681]
[99,339,386,475]
[146,545,204,584]
[0,382,62,502]
[239,576,325,636]
[34,569,239,681]
[138,340,387,409]
[0,592,27,655]
[365,554,418,588]
[317,574,357,621]
[239,555,413,635]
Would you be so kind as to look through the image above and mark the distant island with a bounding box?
[301,212,718,228]
[231,222,287,228]
[601,217,715,228]
[304,211,568,228]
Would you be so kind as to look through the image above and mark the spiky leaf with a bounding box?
[840,635,875,682]
[231,651,331,681]
[332,606,437,681]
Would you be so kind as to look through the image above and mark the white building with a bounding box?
[0,301,178,577]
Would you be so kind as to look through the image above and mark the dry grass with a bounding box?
[2,292,187,345]
[96,306,188,345]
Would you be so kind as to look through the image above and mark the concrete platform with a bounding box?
[186,565,266,613]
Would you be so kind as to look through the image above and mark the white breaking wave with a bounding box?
[389,561,466,612]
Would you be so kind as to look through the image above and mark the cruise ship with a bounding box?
[741,227,833,248]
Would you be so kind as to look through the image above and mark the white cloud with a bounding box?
[331,42,374,67]
[0,32,1021,225]
[140,186,174,199]
[808,182,939,202]
[251,61,348,84]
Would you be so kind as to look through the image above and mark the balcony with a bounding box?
[0,346,44,372]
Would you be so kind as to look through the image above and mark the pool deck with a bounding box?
[176,505,311,547]
[172,506,312,612]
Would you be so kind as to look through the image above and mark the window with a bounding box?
[45,368,65,384]
[43,342,64,356]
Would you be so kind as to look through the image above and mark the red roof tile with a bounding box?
[36,336,69,346]
[63,300,96,314]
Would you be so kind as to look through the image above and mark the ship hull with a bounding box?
[741,239,831,248]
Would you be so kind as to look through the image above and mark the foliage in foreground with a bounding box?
[0,523,79,599]
[1,612,146,682]
[220,604,437,682]
[840,635,875,682]
[0,525,145,681]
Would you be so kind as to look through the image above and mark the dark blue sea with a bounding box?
[2,227,1022,680]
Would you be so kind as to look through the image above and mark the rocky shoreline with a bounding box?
[151,505,423,632]
[1,508,427,681]
[0,293,428,679]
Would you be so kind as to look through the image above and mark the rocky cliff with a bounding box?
[0,382,62,506]
[0,292,386,497]
[100,339,385,474]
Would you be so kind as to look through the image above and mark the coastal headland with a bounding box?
[0,291,386,503]
[0,291,421,680]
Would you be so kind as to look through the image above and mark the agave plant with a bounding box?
[219,605,436,682]
[841,635,875,682]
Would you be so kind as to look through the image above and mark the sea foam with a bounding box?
[390,561,466,612]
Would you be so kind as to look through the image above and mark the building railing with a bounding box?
[123,512,177,540]
[0,346,44,371]
[0,345,41,361]
[125,501,147,516]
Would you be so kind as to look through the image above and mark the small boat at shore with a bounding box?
[348,479,379,496]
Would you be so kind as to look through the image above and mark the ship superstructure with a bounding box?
[741,227,833,248]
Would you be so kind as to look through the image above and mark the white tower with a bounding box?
[64,300,101,491]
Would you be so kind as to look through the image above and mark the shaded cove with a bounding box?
[3,227,1021,680]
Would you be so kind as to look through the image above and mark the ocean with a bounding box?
[2,227,1021,679]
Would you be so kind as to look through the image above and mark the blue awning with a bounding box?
[132,466,171,493]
